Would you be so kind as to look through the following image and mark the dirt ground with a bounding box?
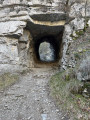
[0,68,69,120]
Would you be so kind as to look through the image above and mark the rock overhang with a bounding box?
[26,12,66,41]
[26,21,64,41]
[0,0,68,69]
[30,13,66,22]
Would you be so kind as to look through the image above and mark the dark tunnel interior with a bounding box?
[26,21,64,66]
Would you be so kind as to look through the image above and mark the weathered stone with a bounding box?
[0,64,20,73]
[19,43,27,50]
[0,21,26,36]
[86,1,90,17]
[68,0,85,6]
[70,18,85,30]
[77,56,90,81]
[0,37,19,65]
[69,3,85,17]
[61,24,73,70]
[18,30,32,67]
[19,30,31,42]
[30,13,66,22]
[87,20,90,27]
[0,0,89,72]
[0,37,7,44]
[3,0,21,5]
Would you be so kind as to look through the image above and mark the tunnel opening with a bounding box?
[25,20,64,67]
[33,34,62,65]
[39,41,56,62]
[34,36,59,62]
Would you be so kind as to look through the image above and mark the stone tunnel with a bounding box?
[20,13,66,68]
[0,0,70,72]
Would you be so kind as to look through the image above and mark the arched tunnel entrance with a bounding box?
[31,30,64,68]
[19,29,64,68]
[23,14,65,67]
[34,35,60,63]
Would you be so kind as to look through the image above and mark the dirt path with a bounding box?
[0,68,68,120]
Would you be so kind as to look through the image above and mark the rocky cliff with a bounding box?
[0,0,90,74]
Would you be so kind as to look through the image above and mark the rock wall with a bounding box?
[61,0,90,70]
[0,0,90,73]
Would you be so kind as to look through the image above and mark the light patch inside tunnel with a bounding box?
[39,41,55,62]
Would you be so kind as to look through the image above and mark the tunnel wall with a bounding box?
[18,28,64,68]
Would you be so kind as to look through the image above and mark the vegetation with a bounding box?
[0,73,19,91]
[70,19,89,41]
[70,29,85,40]
[49,69,90,120]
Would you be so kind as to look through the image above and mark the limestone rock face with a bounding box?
[0,37,19,63]
[0,0,90,73]
[0,21,26,36]
[69,2,86,17]
[61,0,90,70]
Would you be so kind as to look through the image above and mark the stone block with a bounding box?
[0,21,26,36]
[69,3,85,18]
[70,18,85,30]
[19,30,31,42]
[0,37,19,64]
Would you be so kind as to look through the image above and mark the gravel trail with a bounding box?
[0,68,68,120]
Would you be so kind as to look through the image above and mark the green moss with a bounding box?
[74,53,81,59]
[70,34,78,40]
[0,73,19,91]
[73,37,79,40]
[82,49,87,52]
[70,34,74,38]
[84,82,90,97]
[70,30,84,40]
[84,82,90,88]
[84,20,89,32]
[65,74,70,81]
[70,19,89,42]
[83,22,89,32]
[75,30,84,36]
